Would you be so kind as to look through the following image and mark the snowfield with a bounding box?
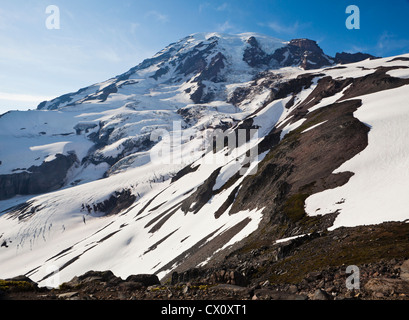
[0,130,266,286]
[305,84,409,229]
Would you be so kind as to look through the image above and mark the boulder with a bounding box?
[58,291,79,299]
[312,289,330,300]
[125,274,160,287]
[78,270,117,283]
[399,260,409,281]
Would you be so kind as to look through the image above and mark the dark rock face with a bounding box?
[0,153,78,200]
[37,87,91,110]
[242,37,366,71]
[86,83,118,103]
[272,38,333,70]
[85,121,156,170]
[188,50,226,103]
[181,168,221,214]
[271,39,376,70]
[335,52,377,64]
[171,164,200,183]
[176,39,219,77]
[271,73,319,102]
[171,268,248,287]
[289,39,323,53]
[196,52,226,83]
[151,66,170,80]
[125,274,161,287]
[82,189,136,216]
[243,36,273,68]
[3,223,409,301]
[341,66,409,100]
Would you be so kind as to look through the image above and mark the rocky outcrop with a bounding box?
[3,255,409,300]
[181,168,221,214]
[0,153,78,200]
[81,189,137,216]
[271,39,375,70]
[272,38,334,70]
[243,36,273,68]
[365,278,409,298]
[334,52,377,64]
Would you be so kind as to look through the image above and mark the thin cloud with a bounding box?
[199,2,230,13]
[267,21,300,35]
[199,2,210,13]
[216,3,229,11]
[377,31,409,54]
[146,11,169,23]
[216,20,234,33]
[130,22,140,35]
[349,45,368,54]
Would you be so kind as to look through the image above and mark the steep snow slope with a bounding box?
[305,81,409,229]
[0,33,288,201]
[0,113,266,286]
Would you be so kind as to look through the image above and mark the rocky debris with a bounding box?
[4,223,408,301]
[62,270,119,287]
[2,257,409,300]
[312,289,330,300]
[399,260,409,281]
[364,278,409,299]
[252,288,307,300]
[208,270,248,287]
[271,39,375,71]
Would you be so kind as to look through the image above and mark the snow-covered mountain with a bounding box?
[1,32,408,288]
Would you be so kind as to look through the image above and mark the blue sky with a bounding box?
[1,0,409,113]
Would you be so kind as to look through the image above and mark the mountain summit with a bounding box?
[36,33,374,110]
[1,33,408,291]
